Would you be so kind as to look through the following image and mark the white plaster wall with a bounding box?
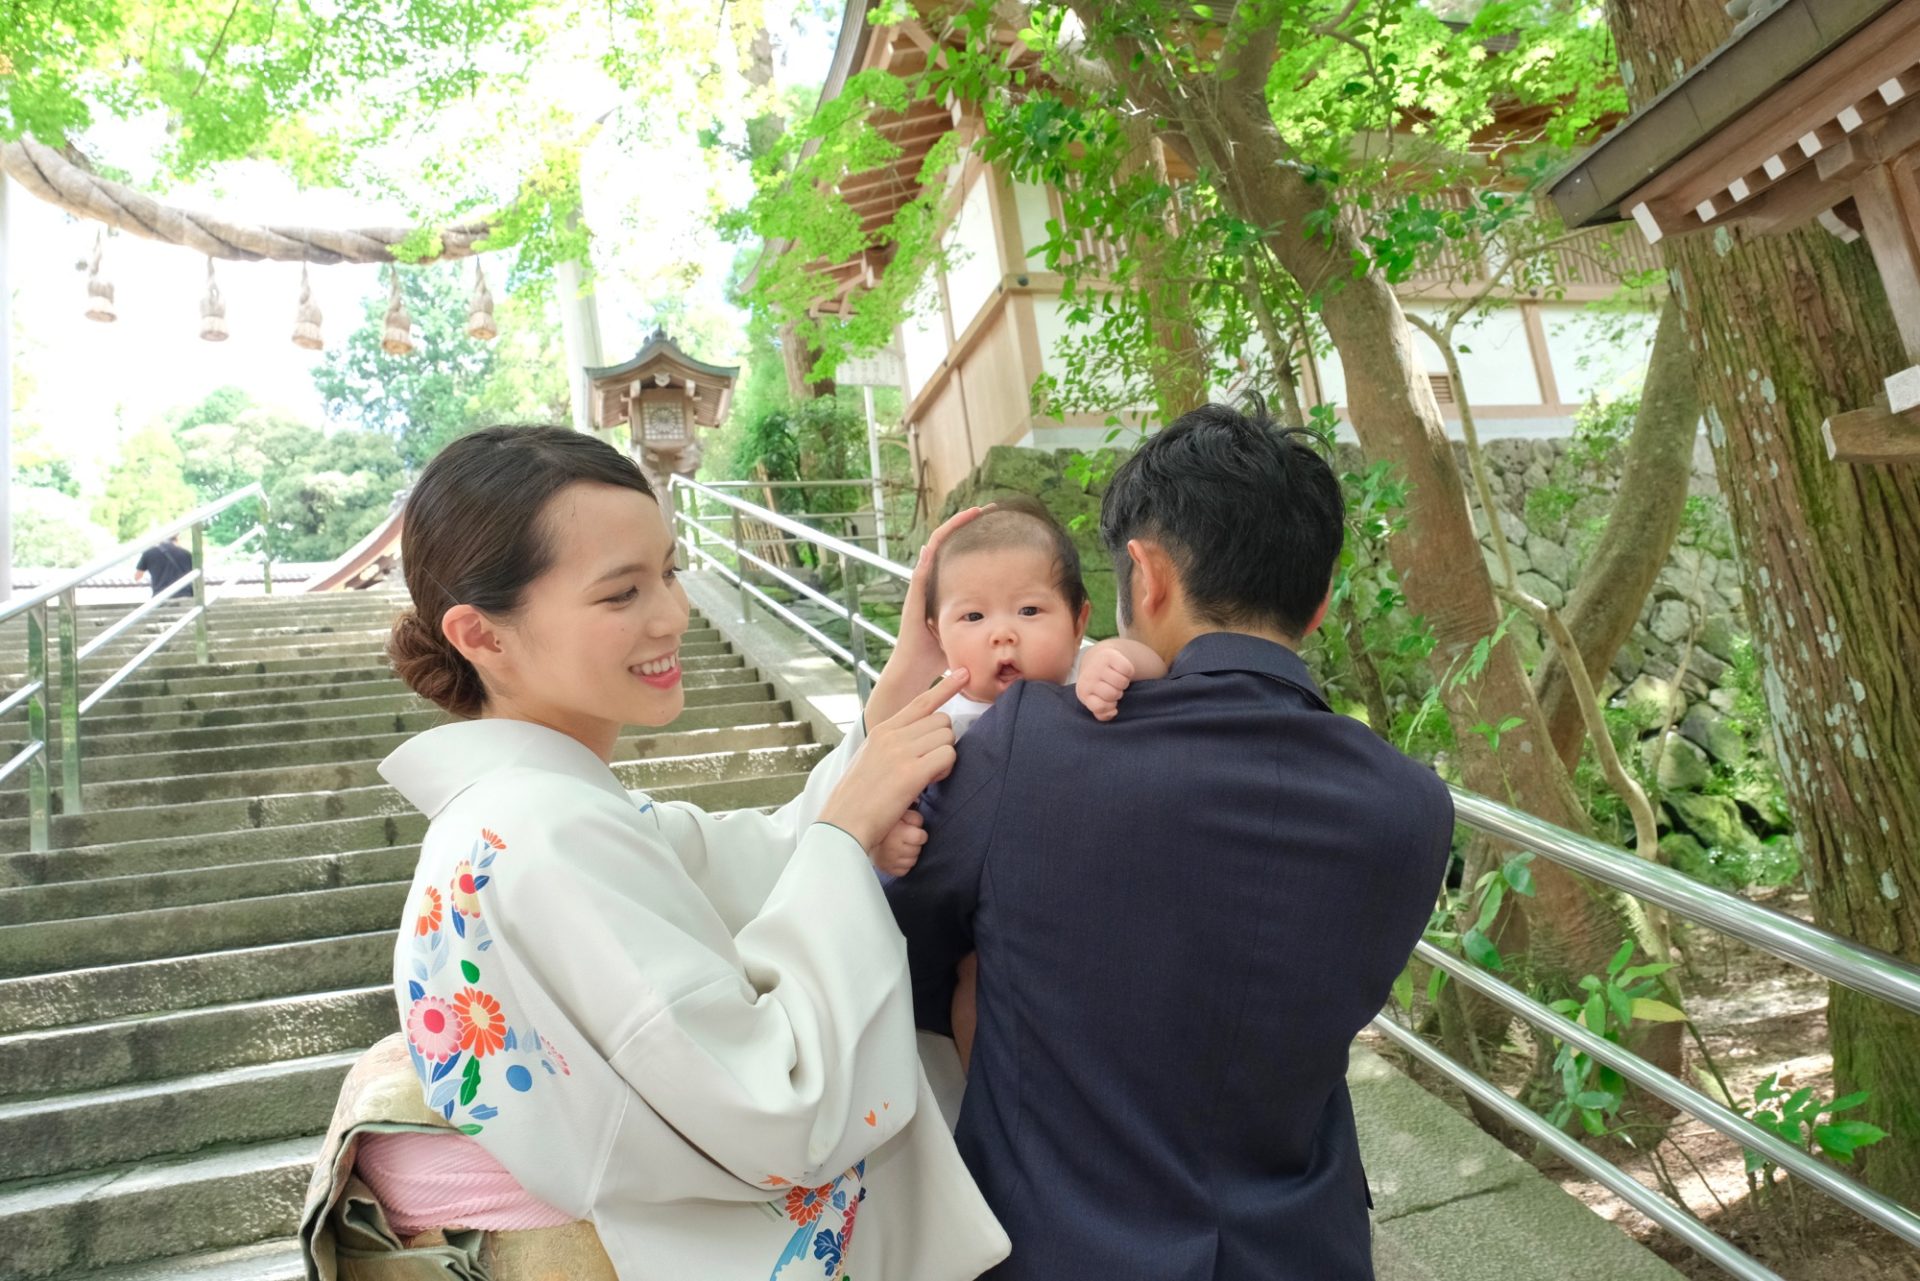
[1012,181,1053,267]
[1406,304,1543,405]
[900,274,947,401]
[944,178,1001,335]
[1540,302,1656,405]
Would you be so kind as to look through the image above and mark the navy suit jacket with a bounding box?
[886,633,1454,1280]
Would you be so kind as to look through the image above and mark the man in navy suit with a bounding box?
[886,401,1456,1279]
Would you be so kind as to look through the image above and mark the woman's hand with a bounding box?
[819,669,970,852]
[864,506,993,726]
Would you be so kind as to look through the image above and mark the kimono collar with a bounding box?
[379,718,631,820]
[1166,631,1332,712]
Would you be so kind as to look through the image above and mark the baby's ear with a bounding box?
[1074,598,1092,638]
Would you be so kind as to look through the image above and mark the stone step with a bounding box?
[74,644,739,702]
[73,664,762,720]
[0,740,827,848]
[0,986,388,1097]
[0,844,415,927]
[54,1237,304,1281]
[0,1133,318,1278]
[6,717,811,793]
[24,625,730,677]
[0,815,427,890]
[63,678,776,737]
[0,931,390,1035]
[0,881,410,978]
[0,1050,358,1182]
[62,696,795,759]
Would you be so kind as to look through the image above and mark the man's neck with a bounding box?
[1150,621,1298,667]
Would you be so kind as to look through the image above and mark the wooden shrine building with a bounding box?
[1550,0,1920,464]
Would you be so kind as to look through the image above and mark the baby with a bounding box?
[878,497,1166,1077]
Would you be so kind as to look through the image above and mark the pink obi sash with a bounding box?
[355,1131,577,1236]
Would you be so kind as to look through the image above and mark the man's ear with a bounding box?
[1302,585,1332,640]
[1126,538,1177,624]
[442,603,506,675]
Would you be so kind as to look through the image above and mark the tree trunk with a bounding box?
[1610,0,1920,1203]
[1533,296,1702,767]
[1078,12,1661,1004]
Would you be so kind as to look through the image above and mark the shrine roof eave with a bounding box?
[584,338,740,388]
[1548,0,1896,230]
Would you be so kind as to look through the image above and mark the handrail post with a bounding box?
[191,520,210,663]
[843,551,870,705]
[56,587,81,815]
[730,506,752,623]
[26,602,50,852]
[261,493,274,596]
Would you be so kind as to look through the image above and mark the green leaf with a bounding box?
[1501,855,1535,897]
[1474,880,1506,933]
[1578,1107,1609,1136]
[1618,962,1674,982]
[1392,968,1414,1011]
[1813,1120,1888,1161]
[1754,1072,1785,1102]
[1573,1090,1617,1111]
[1461,928,1503,971]
[1548,998,1581,1015]
[1427,967,1450,1004]
[458,1123,485,1136]
[1629,998,1687,1023]
[1826,1090,1872,1115]
[1607,984,1634,1030]
[1582,991,1606,1033]
[1606,939,1636,977]
[459,1056,482,1107]
[460,960,481,984]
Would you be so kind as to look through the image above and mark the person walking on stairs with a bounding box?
[133,532,192,598]
[303,425,1008,1281]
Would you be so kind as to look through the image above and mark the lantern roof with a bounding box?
[585,328,739,431]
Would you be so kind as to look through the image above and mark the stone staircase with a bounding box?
[0,588,828,1280]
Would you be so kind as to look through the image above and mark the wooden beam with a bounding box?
[1851,161,1920,364]
[1822,398,1920,463]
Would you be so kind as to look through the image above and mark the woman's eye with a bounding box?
[663,565,679,582]
[606,586,639,605]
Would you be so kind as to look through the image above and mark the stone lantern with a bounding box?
[585,329,738,525]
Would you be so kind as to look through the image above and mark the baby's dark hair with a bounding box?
[923,495,1089,623]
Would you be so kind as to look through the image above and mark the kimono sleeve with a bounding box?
[486,778,921,1194]
[649,716,866,933]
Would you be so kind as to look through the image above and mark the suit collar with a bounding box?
[1167,631,1331,711]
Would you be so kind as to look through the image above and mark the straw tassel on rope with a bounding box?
[381,267,415,356]
[84,230,116,323]
[199,257,228,342]
[466,259,497,341]
[292,263,324,350]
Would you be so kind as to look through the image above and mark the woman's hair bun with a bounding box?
[388,607,485,718]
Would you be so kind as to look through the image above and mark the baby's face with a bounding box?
[932,547,1086,704]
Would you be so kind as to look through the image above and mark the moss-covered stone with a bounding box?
[1664,792,1761,856]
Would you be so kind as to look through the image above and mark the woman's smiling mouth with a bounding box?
[633,653,681,688]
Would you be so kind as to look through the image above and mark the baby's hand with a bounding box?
[1076,644,1137,722]
[873,808,928,877]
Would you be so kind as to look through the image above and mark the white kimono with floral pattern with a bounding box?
[381,717,1009,1280]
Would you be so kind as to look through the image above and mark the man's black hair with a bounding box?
[1098,394,1344,638]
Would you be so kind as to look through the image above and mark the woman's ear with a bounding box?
[442,603,505,675]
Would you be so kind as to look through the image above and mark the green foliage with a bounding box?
[8,487,111,567]
[1740,1072,1887,1172]
[1540,939,1682,1137]
[93,428,197,543]
[312,264,565,470]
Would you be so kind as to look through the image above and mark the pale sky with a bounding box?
[5,1,841,490]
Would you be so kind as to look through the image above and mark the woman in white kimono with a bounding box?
[373,427,1009,1279]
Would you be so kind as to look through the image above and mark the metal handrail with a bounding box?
[0,484,266,626]
[0,484,272,851]
[665,472,1920,1279]
[1451,789,1920,1017]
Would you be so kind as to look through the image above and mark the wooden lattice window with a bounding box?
[1427,373,1455,405]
